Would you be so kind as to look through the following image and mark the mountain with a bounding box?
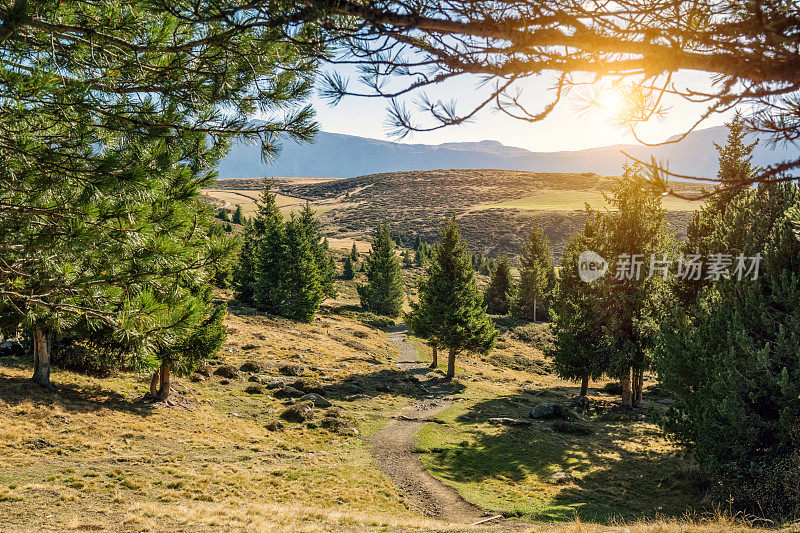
[216,125,799,180]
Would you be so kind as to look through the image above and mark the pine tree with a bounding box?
[343,255,355,280]
[298,203,336,299]
[350,243,359,262]
[232,205,245,225]
[512,225,556,321]
[598,167,675,407]
[548,215,609,396]
[358,223,404,317]
[484,255,515,315]
[234,185,330,322]
[0,3,317,390]
[409,218,496,379]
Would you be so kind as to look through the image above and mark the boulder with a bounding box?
[240,361,262,373]
[264,379,287,389]
[549,472,574,484]
[564,396,590,409]
[299,393,331,408]
[278,363,305,376]
[290,378,325,396]
[266,420,284,432]
[213,365,238,379]
[0,339,24,358]
[281,401,314,423]
[530,403,570,420]
[248,375,262,383]
[244,384,264,395]
[274,385,304,399]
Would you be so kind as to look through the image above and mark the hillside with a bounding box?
[0,270,776,532]
[215,126,798,180]
[209,169,705,260]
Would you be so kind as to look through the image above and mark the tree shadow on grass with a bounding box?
[323,366,466,401]
[420,387,703,524]
[0,355,156,416]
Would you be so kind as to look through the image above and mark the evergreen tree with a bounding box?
[484,255,515,314]
[512,225,556,321]
[232,205,245,225]
[548,215,609,396]
[358,223,404,317]
[350,243,359,262]
[343,255,355,280]
[0,3,317,390]
[234,185,330,322]
[598,168,675,407]
[298,203,336,298]
[657,184,800,517]
[218,209,232,222]
[409,218,496,379]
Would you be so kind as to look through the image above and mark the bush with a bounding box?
[513,322,554,350]
[359,312,395,329]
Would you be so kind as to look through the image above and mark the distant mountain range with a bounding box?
[216,124,799,180]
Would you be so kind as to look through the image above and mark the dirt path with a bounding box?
[369,327,499,526]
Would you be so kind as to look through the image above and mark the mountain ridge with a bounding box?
[216,125,798,180]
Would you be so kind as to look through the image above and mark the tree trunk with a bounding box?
[533,296,537,322]
[633,368,644,406]
[429,344,438,368]
[149,361,171,401]
[580,374,589,397]
[621,368,632,408]
[445,347,456,379]
[32,326,54,390]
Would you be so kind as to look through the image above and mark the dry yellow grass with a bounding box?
[485,190,703,212]
[0,285,788,532]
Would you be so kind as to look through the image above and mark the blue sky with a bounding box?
[303,67,735,152]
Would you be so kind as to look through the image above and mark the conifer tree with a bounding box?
[343,255,355,280]
[409,218,496,379]
[358,223,404,317]
[232,205,245,225]
[484,255,515,315]
[298,203,336,299]
[598,168,675,407]
[276,216,325,322]
[0,3,317,390]
[548,215,609,396]
[350,243,359,262]
[512,226,556,321]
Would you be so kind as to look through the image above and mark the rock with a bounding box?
[245,384,264,395]
[0,339,24,358]
[320,416,350,432]
[339,428,359,437]
[299,393,331,408]
[264,379,286,389]
[290,378,325,396]
[345,393,370,401]
[530,403,570,420]
[549,472,574,484]
[219,379,230,385]
[266,420,284,431]
[600,382,623,395]
[278,363,305,376]
[248,375,261,383]
[656,398,675,405]
[550,420,593,436]
[488,417,533,427]
[189,374,205,383]
[241,343,260,351]
[564,396,590,409]
[274,386,304,399]
[281,401,314,423]
[214,365,239,379]
[240,361,262,373]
